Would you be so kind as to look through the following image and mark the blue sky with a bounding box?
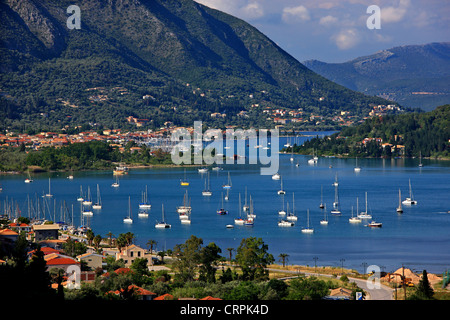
[195,0,450,63]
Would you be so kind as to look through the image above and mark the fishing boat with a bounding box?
[330,179,341,215]
[139,185,152,209]
[180,169,189,186]
[92,184,102,210]
[111,176,119,188]
[301,209,314,233]
[354,157,361,172]
[217,192,228,215]
[202,172,212,196]
[320,204,329,225]
[123,197,133,223]
[396,189,403,213]
[367,220,382,228]
[223,172,232,189]
[277,176,286,195]
[357,192,372,219]
[349,203,362,223]
[402,179,417,205]
[82,187,92,206]
[155,204,171,228]
[177,190,192,218]
[286,193,297,221]
[271,173,281,180]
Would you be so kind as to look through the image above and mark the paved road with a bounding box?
[268,268,394,300]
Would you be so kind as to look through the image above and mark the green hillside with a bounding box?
[1,0,392,132]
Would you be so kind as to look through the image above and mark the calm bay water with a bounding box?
[1,134,449,274]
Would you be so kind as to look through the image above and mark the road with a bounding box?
[268,268,394,300]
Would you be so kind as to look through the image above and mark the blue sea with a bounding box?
[1,134,449,274]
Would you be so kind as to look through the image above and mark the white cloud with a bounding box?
[242,2,264,19]
[319,15,338,26]
[332,28,360,50]
[380,0,411,24]
[282,5,311,23]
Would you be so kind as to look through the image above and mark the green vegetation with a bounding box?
[287,104,449,159]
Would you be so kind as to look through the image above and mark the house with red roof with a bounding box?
[44,253,80,272]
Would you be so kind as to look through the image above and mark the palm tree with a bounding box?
[146,239,157,254]
[105,231,114,247]
[157,250,166,263]
[93,234,102,252]
[278,253,289,268]
[124,232,135,246]
[86,229,95,246]
[226,247,234,267]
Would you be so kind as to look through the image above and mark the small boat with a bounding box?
[222,172,232,189]
[272,173,281,180]
[278,219,294,227]
[331,178,341,216]
[354,157,361,172]
[212,166,223,171]
[82,187,92,206]
[24,171,33,183]
[123,196,133,223]
[286,193,297,221]
[226,224,234,228]
[396,189,403,213]
[180,169,189,186]
[202,173,212,196]
[77,186,84,202]
[277,176,286,195]
[155,204,171,228]
[217,192,228,215]
[247,195,256,219]
[402,179,417,205]
[301,209,314,233]
[44,178,53,198]
[139,185,152,209]
[92,184,102,210]
[138,210,149,218]
[67,175,74,180]
[82,209,93,216]
[111,176,119,188]
[319,185,325,209]
[114,165,128,175]
[418,151,423,167]
[243,187,249,212]
[349,203,362,223]
[177,190,192,216]
[367,221,382,228]
[234,194,245,225]
[320,204,328,225]
[278,195,287,215]
[357,192,372,219]
[198,167,208,173]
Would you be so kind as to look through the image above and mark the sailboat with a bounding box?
[83,187,92,206]
[234,193,245,225]
[139,185,152,209]
[224,188,230,201]
[271,173,281,180]
[247,195,256,219]
[319,185,325,209]
[330,178,341,215]
[278,194,287,215]
[244,197,255,226]
[354,157,361,172]
[92,184,102,210]
[180,169,189,186]
[402,179,417,205]
[155,204,171,228]
[308,149,318,165]
[198,167,208,173]
[287,193,297,221]
[217,192,228,215]
[243,187,249,212]
[396,189,403,213]
[202,172,212,196]
[111,175,119,188]
[290,147,294,162]
[278,202,294,226]
[277,176,286,195]
[332,173,339,187]
[177,190,192,218]
[349,201,362,223]
[320,204,328,225]
[301,209,314,233]
[24,171,33,183]
[418,151,423,167]
[77,186,84,202]
[123,196,133,223]
[357,192,372,219]
[223,172,232,189]
[44,178,53,197]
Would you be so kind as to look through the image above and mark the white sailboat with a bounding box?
[223,172,232,189]
[234,193,245,225]
[243,187,249,212]
[244,197,255,226]
[277,176,286,195]
[92,184,102,210]
[247,195,256,219]
[301,209,314,233]
[287,193,297,221]
[155,204,171,228]
[202,172,212,196]
[278,194,286,215]
[139,185,152,209]
[357,192,372,219]
[354,157,361,172]
[349,201,362,223]
[177,190,192,218]
[123,197,133,223]
[278,202,295,227]
[308,149,318,165]
[217,192,228,215]
[111,175,120,188]
[24,171,33,183]
[77,186,84,202]
[83,187,92,206]
[44,178,53,198]
[396,189,403,213]
[330,178,341,215]
[271,173,281,180]
[418,151,423,167]
[402,179,417,205]
[320,204,328,225]
[198,167,208,173]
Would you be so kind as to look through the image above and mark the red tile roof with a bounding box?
[154,293,174,300]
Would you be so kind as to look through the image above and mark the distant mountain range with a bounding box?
[0,0,391,131]
[303,42,450,111]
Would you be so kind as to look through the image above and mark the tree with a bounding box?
[235,237,274,281]
[278,253,289,267]
[105,231,115,247]
[86,229,95,246]
[411,270,434,300]
[199,242,222,283]
[147,239,157,254]
[173,235,203,282]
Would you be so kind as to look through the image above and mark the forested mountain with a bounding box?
[0,0,392,132]
[304,43,450,111]
[290,104,449,159]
